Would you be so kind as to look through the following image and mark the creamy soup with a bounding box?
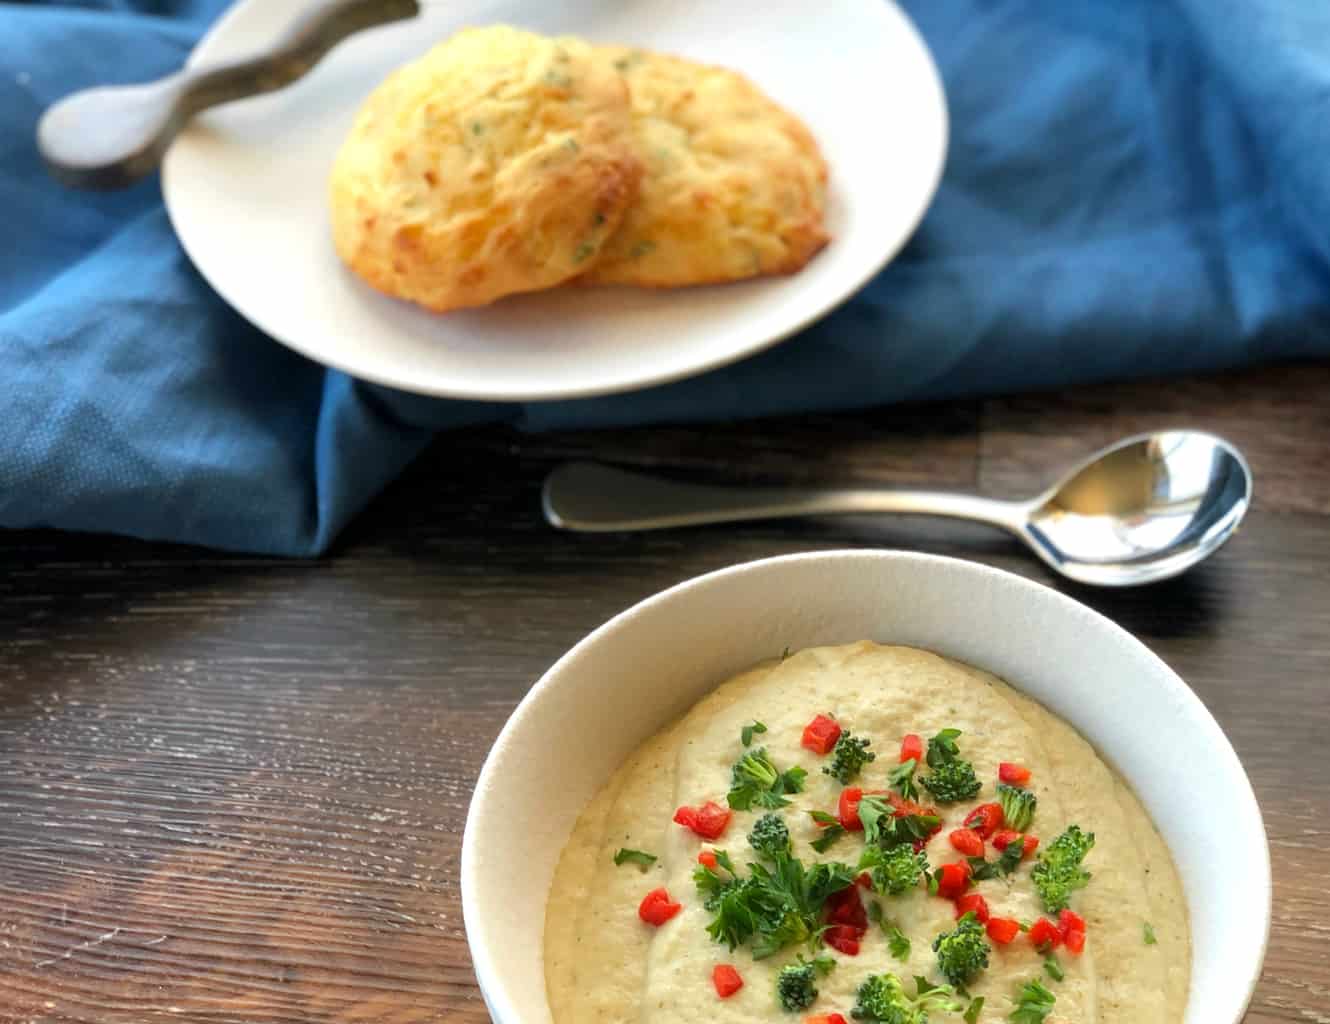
[545,642,1189,1022]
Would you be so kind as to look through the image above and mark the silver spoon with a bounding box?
[542,430,1253,587]
[38,0,422,190]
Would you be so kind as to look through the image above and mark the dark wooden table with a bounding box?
[0,362,1326,1023]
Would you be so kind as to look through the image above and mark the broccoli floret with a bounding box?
[859,843,929,896]
[997,782,1037,832]
[729,747,807,810]
[920,758,981,803]
[851,972,960,1023]
[932,912,991,988]
[749,813,791,859]
[777,956,834,1012]
[1030,825,1095,912]
[823,731,876,784]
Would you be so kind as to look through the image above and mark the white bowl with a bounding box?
[461,551,1269,1023]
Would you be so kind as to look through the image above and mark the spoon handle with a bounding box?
[38,0,421,190]
[542,462,1028,534]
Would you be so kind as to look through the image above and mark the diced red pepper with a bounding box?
[856,871,873,889]
[1058,908,1087,954]
[825,886,868,930]
[935,861,972,900]
[802,714,842,755]
[838,787,864,831]
[899,733,924,764]
[991,830,1040,859]
[986,916,1021,944]
[674,800,732,840]
[954,892,990,923]
[697,849,718,871]
[638,887,682,926]
[998,762,1032,786]
[1028,917,1062,951]
[948,828,985,858]
[962,803,1004,839]
[1058,908,1086,937]
[712,964,743,998]
[823,924,862,956]
[805,1015,849,1024]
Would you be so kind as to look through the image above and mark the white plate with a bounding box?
[162,0,947,400]
[462,551,1269,1024]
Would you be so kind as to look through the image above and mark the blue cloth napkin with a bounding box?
[3,1,1328,556]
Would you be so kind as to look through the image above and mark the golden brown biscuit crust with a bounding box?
[329,26,642,312]
[581,46,829,288]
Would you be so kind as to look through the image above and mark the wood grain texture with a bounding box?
[0,362,1327,1023]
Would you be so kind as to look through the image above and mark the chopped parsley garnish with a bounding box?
[808,810,848,853]
[612,847,657,870]
[964,996,986,1024]
[852,973,960,1022]
[967,840,1024,881]
[822,731,876,784]
[741,720,767,747]
[859,793,940,850]
[728,747,808,810]
[996,782,1038,832]
[925,728,963,767]
[693,849,855,958]
[888,926,912,961]
[1043,955,1064,982]
[1144,921,1157,945]
[748,812,791,859]
[933,911,991,988]
[859,843,929,896]
[1030,825,1095,912]
[776,954,834,1012]
[919,728,981,803]
[1009,978,1056,1023]
[888,757,920,801]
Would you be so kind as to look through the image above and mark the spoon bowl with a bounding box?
[542,429,1253,587]
[1020,431,1253,586]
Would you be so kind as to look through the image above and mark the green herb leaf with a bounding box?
[741,721,767,747]
[1009,979,1056,1024]
[915,976,945,997]
[971,839,1026,881]
[1144,922,1157,945]
[964,996,986,1024]
[858,793,893,845]
[888,926,911,960]
[697,849,855,959]
[926,728,963,767]
[1043,955,1064,982]
[888,757,920,801]
[810,823,847,854]
[613,847,657,870]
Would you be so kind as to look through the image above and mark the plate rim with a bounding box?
[162,0,949,401]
